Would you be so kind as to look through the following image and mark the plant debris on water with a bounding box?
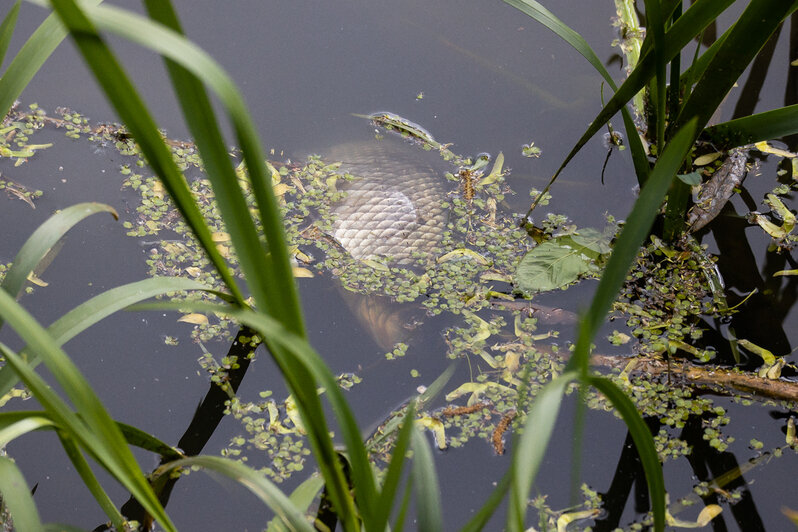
[3,102,798,528]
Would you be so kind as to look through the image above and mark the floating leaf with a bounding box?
[478,152,504,185]
[416,416,446,450]
[184,266,202,277]
[666,504,722,528]
[557,509,600,532]
[211,231,230,242]
[755,141,796,158]
[177,313,208,325]
[677,171,702,185]
[515,232,607,294]
[437,248,490,265]
[774,269,798,277]
[737,339,776,366]
[25,272,48,287]
[693,152,722,166]
[292,266,314,278]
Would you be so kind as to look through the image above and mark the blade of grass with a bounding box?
[674,0,798,133]
[0,415,54,445]
[0,456,43,531]
[154,455,315,532]
[140,0,304,334]
[589,376,664,530]
[0,0,102,120]
[0,276,209,397]
[57,430,126,530]
[411,428,443,532]
[0,202,117,304]
[642,0,666,152]
[569,119,698,374]
[536,0,734,188]
[265,474,325,532]
[374,400,417,531]
[0,292,175,531]
[0,1,20,68]
[507,371,576,531]
[703,103,798,150]
[44,0,245,306]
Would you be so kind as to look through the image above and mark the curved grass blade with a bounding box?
[43,0,244,306]
[155,455,315,532]
[131,299,373,528]
[0,202,117,303]
[0,415,54,445]
[265,474,325,532]
[0,276,209,397]
[674,0,798,133]
[507,371,576,532]
[503,0,649,197]
[539,0,733,188]
[374,400,417,531]
[50,0,305,333]
[57,430,126,530]
[588,376,664,531]
[0,456,43,531]
[139,1,304,337]
[0,1,20,68]
[0,294,175,531]
[411,428,443,532]
[0,0,102,120]
[116,422,183,461]
[569,119,698,373]
[703,103,798,150]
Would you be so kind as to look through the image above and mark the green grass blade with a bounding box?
[116,422,183,461]
[374,400,417,531]
[588,376,664,530]
[0,1,20,69]
[44,0,244,306]
[411,428,443,532]
[503,0,650,192]
[674,0,798,133]
[642,0,666,151]
[265,474,325,532]
[543,0,733,185]
[0,415,54,445]
[507,372,575,531]
[0,276,209,397]
[140,1,300,329]
[0,202,117,304]
[156,455,316,532]
[703,104,798,149]
[0,0,102,120]
[0,456,43,531]
[569,119,698,373]
[57,430,126,530]
[0,296,175,530]
[461,470,511,532]
[131,300,371,528]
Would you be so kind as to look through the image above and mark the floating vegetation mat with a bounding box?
[3,104,798,527]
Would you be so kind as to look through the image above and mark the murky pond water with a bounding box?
[2,1,798,531]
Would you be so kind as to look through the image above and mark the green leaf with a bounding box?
[265,474,325,532]
[0,415,54,446]
[0,457,43,531]
[0,0,103,120]
[0,202,117,306]
[588,376,664,531]
[703,104,798,150]
[156,456,315,532]
[507,372,576,531]
[515,237,599,294]
[411,429,443,532]
[0,1,20,69]
[0,276,209,398]
[677,171,702,186]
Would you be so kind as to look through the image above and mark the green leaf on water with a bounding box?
[515,230,610,294]
[677,171,702,186]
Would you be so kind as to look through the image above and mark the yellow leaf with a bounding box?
[26,272,48,287]
[285,395,306,435]
[361,259,390,271]
[557,509,600,532]
[178,313,208,325]
[694,152,722,166]
[216,244,231,258]
[272,183,293,196]
[756,141,796,158]
[293,266,314,278]
[774,269,798,277]
[416,416,447,449]
[185,267,202,277]
[437,248,490,265]
[211,231,230,242]
[145,220,159,231]
[151,181,166,199]
[478,152,504,186]
[737,339,776,366]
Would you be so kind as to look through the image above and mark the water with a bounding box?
[2,1,798,531]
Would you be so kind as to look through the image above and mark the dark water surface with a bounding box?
[2,1,798,531]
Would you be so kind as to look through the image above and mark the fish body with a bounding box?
[327,137,450,265]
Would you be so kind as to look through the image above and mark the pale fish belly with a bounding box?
[326,138,449,265]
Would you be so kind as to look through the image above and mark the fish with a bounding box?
[327,136,450,265]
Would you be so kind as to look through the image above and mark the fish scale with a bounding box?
[327,138,451,265]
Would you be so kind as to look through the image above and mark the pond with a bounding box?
[2,1,798,531]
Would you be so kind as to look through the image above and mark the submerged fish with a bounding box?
[327,137,450,265]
